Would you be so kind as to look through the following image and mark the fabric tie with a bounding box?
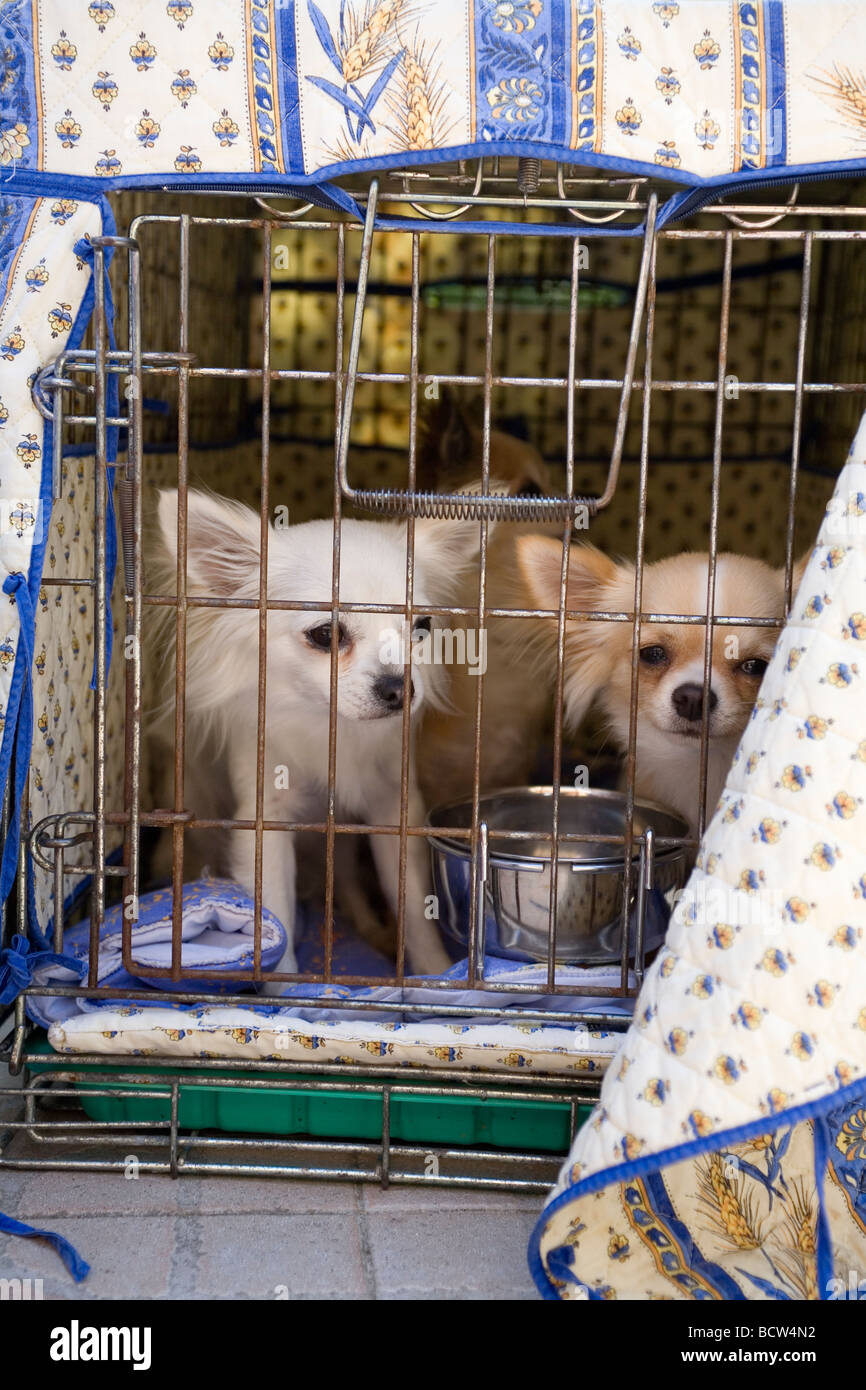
[0,573,34,903]
[0,933,84,1007]
[545,1242,588,1293]
[0,1209,89,1283]
[72,236,119,693]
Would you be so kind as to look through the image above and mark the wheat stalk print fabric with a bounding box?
[1,0,866,220]
[530,411,866,1301]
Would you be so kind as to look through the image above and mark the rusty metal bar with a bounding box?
[323,222,347,982]
[120,237,144,956]
[543,232,582,990]
[696,233,733,840]
[88,242,108,989]
[12,183,858,1187]
[618,217,659,993]
[784,231,813,608]
[252,220,274,982]
[466,235,495,988]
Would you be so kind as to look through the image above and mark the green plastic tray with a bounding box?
[26,1038,590,1154]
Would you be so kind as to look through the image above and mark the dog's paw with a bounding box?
[259,979,289,997]
[406,938,452,978]
[260,944,299,996]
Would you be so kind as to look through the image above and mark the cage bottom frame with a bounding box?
[0,1037,599,1192]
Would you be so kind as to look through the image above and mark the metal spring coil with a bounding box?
[516,157,542,195]
[348,489,596,522]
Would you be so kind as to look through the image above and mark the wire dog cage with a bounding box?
[2,158,864,1193]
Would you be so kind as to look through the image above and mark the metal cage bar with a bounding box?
[335,183,661,521]
[4,171,863,1188]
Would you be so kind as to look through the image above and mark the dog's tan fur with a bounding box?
[414,392,556,809]
[517,538,809,834]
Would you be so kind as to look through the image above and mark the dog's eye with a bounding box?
[639,644,668,666]
[305,622,348,651]
[739,657,768,678]
[412,615,432,637]
[517,479,544,498]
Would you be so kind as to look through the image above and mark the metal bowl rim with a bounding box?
[426,784,689,869]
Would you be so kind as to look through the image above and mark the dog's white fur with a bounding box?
[155,488,485,987]
[517,540,808,836]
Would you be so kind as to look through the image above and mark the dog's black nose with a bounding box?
[374,674,412,710]
[672,682,717,722]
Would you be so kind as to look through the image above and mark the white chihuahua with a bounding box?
[155,488,483,987]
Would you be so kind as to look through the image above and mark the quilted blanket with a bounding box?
[530,412,866,1301]
[3,1,866,221]
[38,887,629,1075]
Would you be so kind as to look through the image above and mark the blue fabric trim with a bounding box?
[0,1,38,171]
[71,212,120,694]
[527,1071,866,1300]
[0,169,359,216]
[0,933,83,1006]
[812,1115,834,1301]
[543,1241,590,1297]
[372,212,639,239]
[3,0,863,206]
[0,1210,89,1283]
[820,1092,866,1243]
[475,0,560,143]
[640,1168,744,1300]
[765,0,787,170]
[0,196,35,306]
[551,0,570,149]
[8,154,866,235]
[657,160,866,226]
[274,1,304,174]
[0,574,36,902]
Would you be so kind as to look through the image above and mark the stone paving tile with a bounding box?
[365,1208,540,1300]
[190,1213,371,1300]
[0,1104,544,1300]
[13,1167,187,1218]
[379,1286,539,1301]
[179,1173,361,1215]
[362,1182,544,1213]
[0,1167,28,1212]
[0,1216,176,1300]
[0,1197,541,1299]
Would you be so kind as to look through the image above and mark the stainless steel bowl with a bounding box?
[428,786,689,964]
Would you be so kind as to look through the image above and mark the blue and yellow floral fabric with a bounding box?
[0,193,106,904]
[3,1,866,214]
[43,899,625,1073]
[531,412,866,1300]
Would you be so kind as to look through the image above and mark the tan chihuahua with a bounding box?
[414,391,555,809]
[517,539,808,835]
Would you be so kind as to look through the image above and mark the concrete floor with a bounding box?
[0,1166,543,1301]
[0,1070,545,1301]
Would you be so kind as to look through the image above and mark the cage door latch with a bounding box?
[336,178,658,522]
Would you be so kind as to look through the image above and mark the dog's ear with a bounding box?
[412,478,511,588]
[773,549,811,609]
[416,387,476,491]
[157,488,264,595]
[515,537,625,734]
[417,389,550,500]
[791,549,811,597]
[412,513,489,591]
[517,536,620,614]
